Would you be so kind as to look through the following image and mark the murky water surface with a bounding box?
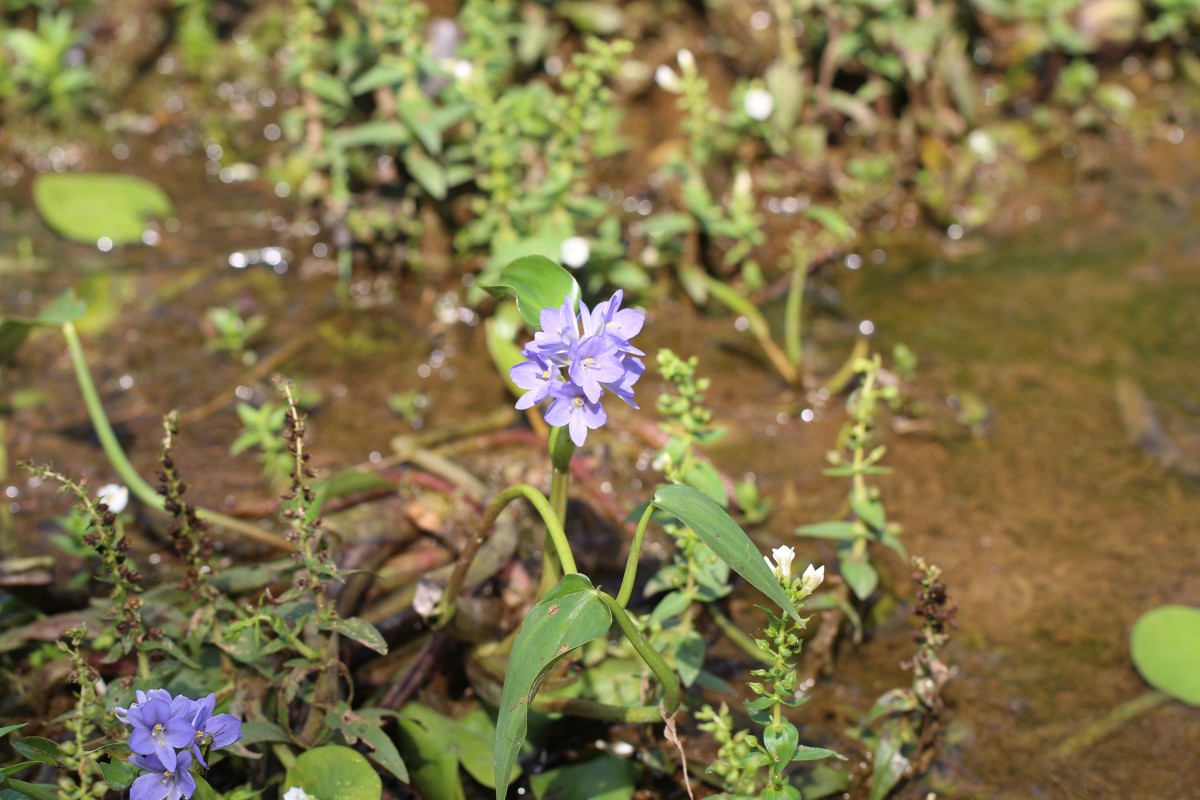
[3,131,1198,798]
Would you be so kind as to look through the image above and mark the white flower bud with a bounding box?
[655,65,682,93]
[801,563,825,592]
[677,48,695,72]
[560,236,590,269]
[733,169,753,199]
[765,545,796,582]
[452,59,473,81]
[96,484,129,514]
[744,87,775,121]
[413,578,444,619]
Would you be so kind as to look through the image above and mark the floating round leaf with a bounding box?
[283,745,382,800]
[33,173,172,246]
[1130,604,1200,706]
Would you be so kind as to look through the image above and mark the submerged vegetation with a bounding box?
[2,1,1200,799]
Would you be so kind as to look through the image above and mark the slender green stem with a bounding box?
[784,254,806,372]
[616,505,656,607]
[705,604,772,665]
[63,322,161,509]
[600,592,681,718]
[61,323,290,550]
[702,276,798,386]
[1053,690,1171,758]
[437,484,575,629]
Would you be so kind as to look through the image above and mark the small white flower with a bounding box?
[283,788,315,800]
[732,169,753,199]
[677,48,695,72]
[412,578,444,619]
[801,563,825,593]
[764,545,796,582]
[96,483,129,514]
[744,87,775,121]
[560,236,590,269]
[655,64,682,93]
[452,59,473,81]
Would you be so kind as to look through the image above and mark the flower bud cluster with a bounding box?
[114,690,243,800]
[764,545,824,594]
[511,291,645,446]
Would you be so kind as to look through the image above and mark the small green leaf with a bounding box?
[192,775,221,800]
[482,256,582,328]
[841,557,878,601]
[652,485,800,623]
[96,759,136,791]
[1,778,61,800]
[804,206,852,240]
[0,724,27,739]
[305,71,351,107]
[791,745,846,762]
[237,720,291,746]
[851,497,885,532]
[403,148,448,199]
[494,574,612,799]
[529,754,638,800]
[332,121,410,149]
[1131,605,1200,705]
[649,590,692,623]
[763,722,799,766]
[11,738,67,767]
[682,460,728,506]
[283,745,382,800]
[33,173,172,246]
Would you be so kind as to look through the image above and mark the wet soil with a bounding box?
[2,120,1199,799]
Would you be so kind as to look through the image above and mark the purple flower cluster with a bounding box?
[114,690,243,800]
[510,291,645,446]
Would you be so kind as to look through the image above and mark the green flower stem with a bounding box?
[61,322,290,550]
[702,275,798,387]
[616,504,656,607]
[784,250,807,373]
[600,591,681,719]
[437,484,576,629]
[705,603,773,665]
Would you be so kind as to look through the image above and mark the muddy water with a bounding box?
[3,130,1199,800]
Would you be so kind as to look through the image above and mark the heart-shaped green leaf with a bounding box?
[1131,605,1200,705]
[283,745,382,800]
[494,574,612,799]
[529,753,639,800]
[0,290,87,364]
[33,173,172,246]
[651,485,800,623]
[482,256,581,328]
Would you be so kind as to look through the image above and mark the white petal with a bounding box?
[744,88,775,121]
[96,483,129,513]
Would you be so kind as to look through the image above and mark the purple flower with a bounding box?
[130,750,197,800]
[127,697,197,772]
[545,382,607,447]
[567,335,624,403]
[511,291,644,446]
[188,693,243,767]
[590,290,645,352]
[511,351,560,410]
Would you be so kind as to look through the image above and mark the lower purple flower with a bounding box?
[544,382,607,447]
[130,750,197,800]
[127,697,197,772]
